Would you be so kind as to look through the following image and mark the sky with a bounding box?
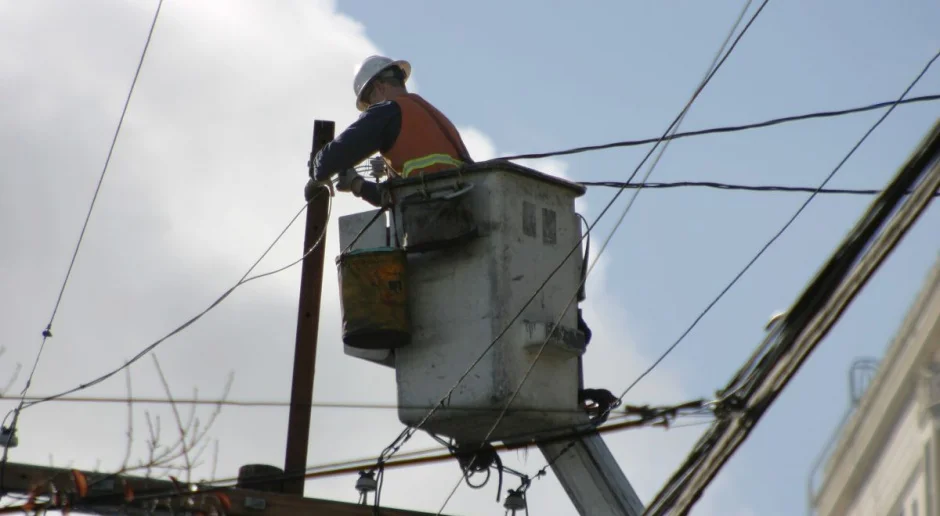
[0,1,939,515]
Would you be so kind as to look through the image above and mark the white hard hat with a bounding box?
[353,55,411,112]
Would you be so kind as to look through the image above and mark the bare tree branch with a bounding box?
[210,439,219,483]
[9,358,236,514]
[0,347,22,398]
[151,354,193,484]
[121,364,134,472]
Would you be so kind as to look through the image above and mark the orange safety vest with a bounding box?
[382,94,471,178]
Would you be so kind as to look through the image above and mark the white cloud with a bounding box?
[458,126,498,161]
[0,2,751,514]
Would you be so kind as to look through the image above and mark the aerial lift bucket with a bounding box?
[336,247,411,350]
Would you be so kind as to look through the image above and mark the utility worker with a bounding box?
[311,56,602,414]
[307,55,474,206]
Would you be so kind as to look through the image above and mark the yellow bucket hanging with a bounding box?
[336,247,411,350]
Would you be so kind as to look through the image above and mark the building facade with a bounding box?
[810,254,940,516]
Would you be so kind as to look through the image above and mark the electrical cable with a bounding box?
[341,207,387,254]
[38,0,164,347]
[644,74,940,516]
[346,95,940,176]
[527,403,718,483]
[579,180,940,196]
[0,188,332,507]
[0,401,707,514]
[565,49,940,508]
[109,413,660,509]
[0,0,164,494]
[523,417,715,504]
[18,190,331,412]
[497,93,940,162]
[193,412,635,491]
[41,402,701,513]
[0,395,630,414]
[437,472,465,516]
[616,46,940,404]
[648,122,940,516]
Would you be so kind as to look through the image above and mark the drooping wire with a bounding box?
[434,402,715,513]
[617,46,940,403]
[362,94,940,174]
[645,123,940,516]
[522,401,720,497]
[39,0,164,344]
[526,417,718,487]
[434,2,766,511]
[0,190,330,503]
[18,189,331,412]
[579,180,940,196]
[601,47,940,513]
[0,0,164,494]
[556,51,940,494]
[498,94,940,162]
[0,394,632,413]
[342,207,388,255]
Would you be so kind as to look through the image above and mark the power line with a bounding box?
[40,0,164,343]
[0,394,619,415]
[18,193,330,413]
[1,0,164,494]
[527,404,717,484]
[198,404,707,495]
[617,47,940,403]
[0,193,329,502]
[498,94,940,162]
[645,111,940,516]
[62,400,707,511]
[580,180,940,196]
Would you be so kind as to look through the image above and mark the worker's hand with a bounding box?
[336,168,363,193]
[304,176,334,201]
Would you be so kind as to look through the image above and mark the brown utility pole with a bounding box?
[283,120,334,495]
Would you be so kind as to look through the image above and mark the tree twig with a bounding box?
[151,354,193,484]
[121,363,134,471]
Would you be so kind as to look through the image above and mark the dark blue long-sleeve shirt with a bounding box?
[311,101,402,206]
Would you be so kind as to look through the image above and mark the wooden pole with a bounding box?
[283,120,334,495]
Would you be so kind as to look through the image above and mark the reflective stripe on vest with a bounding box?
[402,153,465,178]
[382,94,467,178]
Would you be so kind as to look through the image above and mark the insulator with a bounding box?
[503,490,526,511]
[369,157,387,178]
[355,471,377,494]
[0,426,17,449]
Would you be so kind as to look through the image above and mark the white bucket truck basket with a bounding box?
[337,161,589,444]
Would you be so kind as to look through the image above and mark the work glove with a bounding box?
[304,176,334,201]
[336,168,363,192]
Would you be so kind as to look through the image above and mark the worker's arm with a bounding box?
[353,180,385,207]
[334,169,385,207]
[310,101,400,181]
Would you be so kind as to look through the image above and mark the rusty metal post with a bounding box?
[283,120,334,495]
